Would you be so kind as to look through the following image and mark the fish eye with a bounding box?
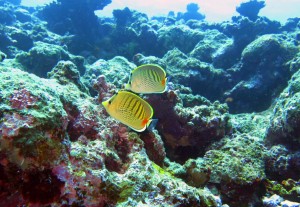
[108,100,112,104]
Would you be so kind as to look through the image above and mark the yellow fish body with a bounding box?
[125,64,167,94]
[102,90,154,132]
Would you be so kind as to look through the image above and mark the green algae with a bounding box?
[74,171,86,177]
[266,179,300,202]
[152,162,174,178]
[230,110,272,139]
[203,134,267,185]
[242,34,298,63]
[266,69,300,146]
[118,181,136,203]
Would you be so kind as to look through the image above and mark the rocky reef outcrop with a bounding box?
[179,3,205,22]
[266,69,300,148]
[39,0,111,36]
[0,64,223,206]
[236,0,266,21]
[1,0,300,206]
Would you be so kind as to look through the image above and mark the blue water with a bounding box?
[21,0,300,23]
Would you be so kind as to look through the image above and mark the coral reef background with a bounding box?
[0,0,300,206]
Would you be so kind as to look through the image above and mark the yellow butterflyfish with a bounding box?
[102,90,155,132]
[125,64,167,94]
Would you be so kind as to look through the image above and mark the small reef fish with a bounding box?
[102,90,156,132]
[125,64,167,94]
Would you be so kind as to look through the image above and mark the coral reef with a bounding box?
[0,2,16,25]
[16,41,85,77]
[266,69,300,147]
[162,48,231,101]
[225,34,298,113]
[217,16,281,69]
[264,179,300,204]
[39,0,111,36]
[83,56,136,94]
[236,0,266,21]
[0,66,221,206]
[38,0,112,56]
[158,25,204,55]
[179,3,205,22]
[265,145,300,181]
[190,29,233,63]
[203,134,267,206]
[146,91,231,163]
[0,0,300,206]
[47,60,89,93]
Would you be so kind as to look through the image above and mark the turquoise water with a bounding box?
[21,0,300,22]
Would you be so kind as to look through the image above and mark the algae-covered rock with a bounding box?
[0,4,16,25]
[16,41,84,77]
[157,25,204,54]
[163,48,230,101]
[220,16,281,68]
[140,130,166,166]
[206,134,267,184]
[230,110,272,139]
[40,0,111,36]
[164,133,268,206]
[84,56,136,93]
[96,150,220,207]
[288,52,300,73]
[4,25,33,51]
[14,8,31,23]
[47,60,89,93]
[182,159,211,188]
[0,67,68,170]
[190,29,233,63]
[147,91,231,163]
[203,134,267,206]
[0,65,222,206]
[241,34,297,70]
[265,145,300,181]
[132,53,166,68]
[225,34,298,113]
[113,7,133,27]
[264,179,300,204]
[266,69,300,147]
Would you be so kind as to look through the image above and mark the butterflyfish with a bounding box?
[102,90,155,132]
[125,64,167,94]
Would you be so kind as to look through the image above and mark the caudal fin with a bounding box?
[147,119,158,131]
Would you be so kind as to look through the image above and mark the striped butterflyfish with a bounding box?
[125,64,167,94]
[102,90,154,132]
